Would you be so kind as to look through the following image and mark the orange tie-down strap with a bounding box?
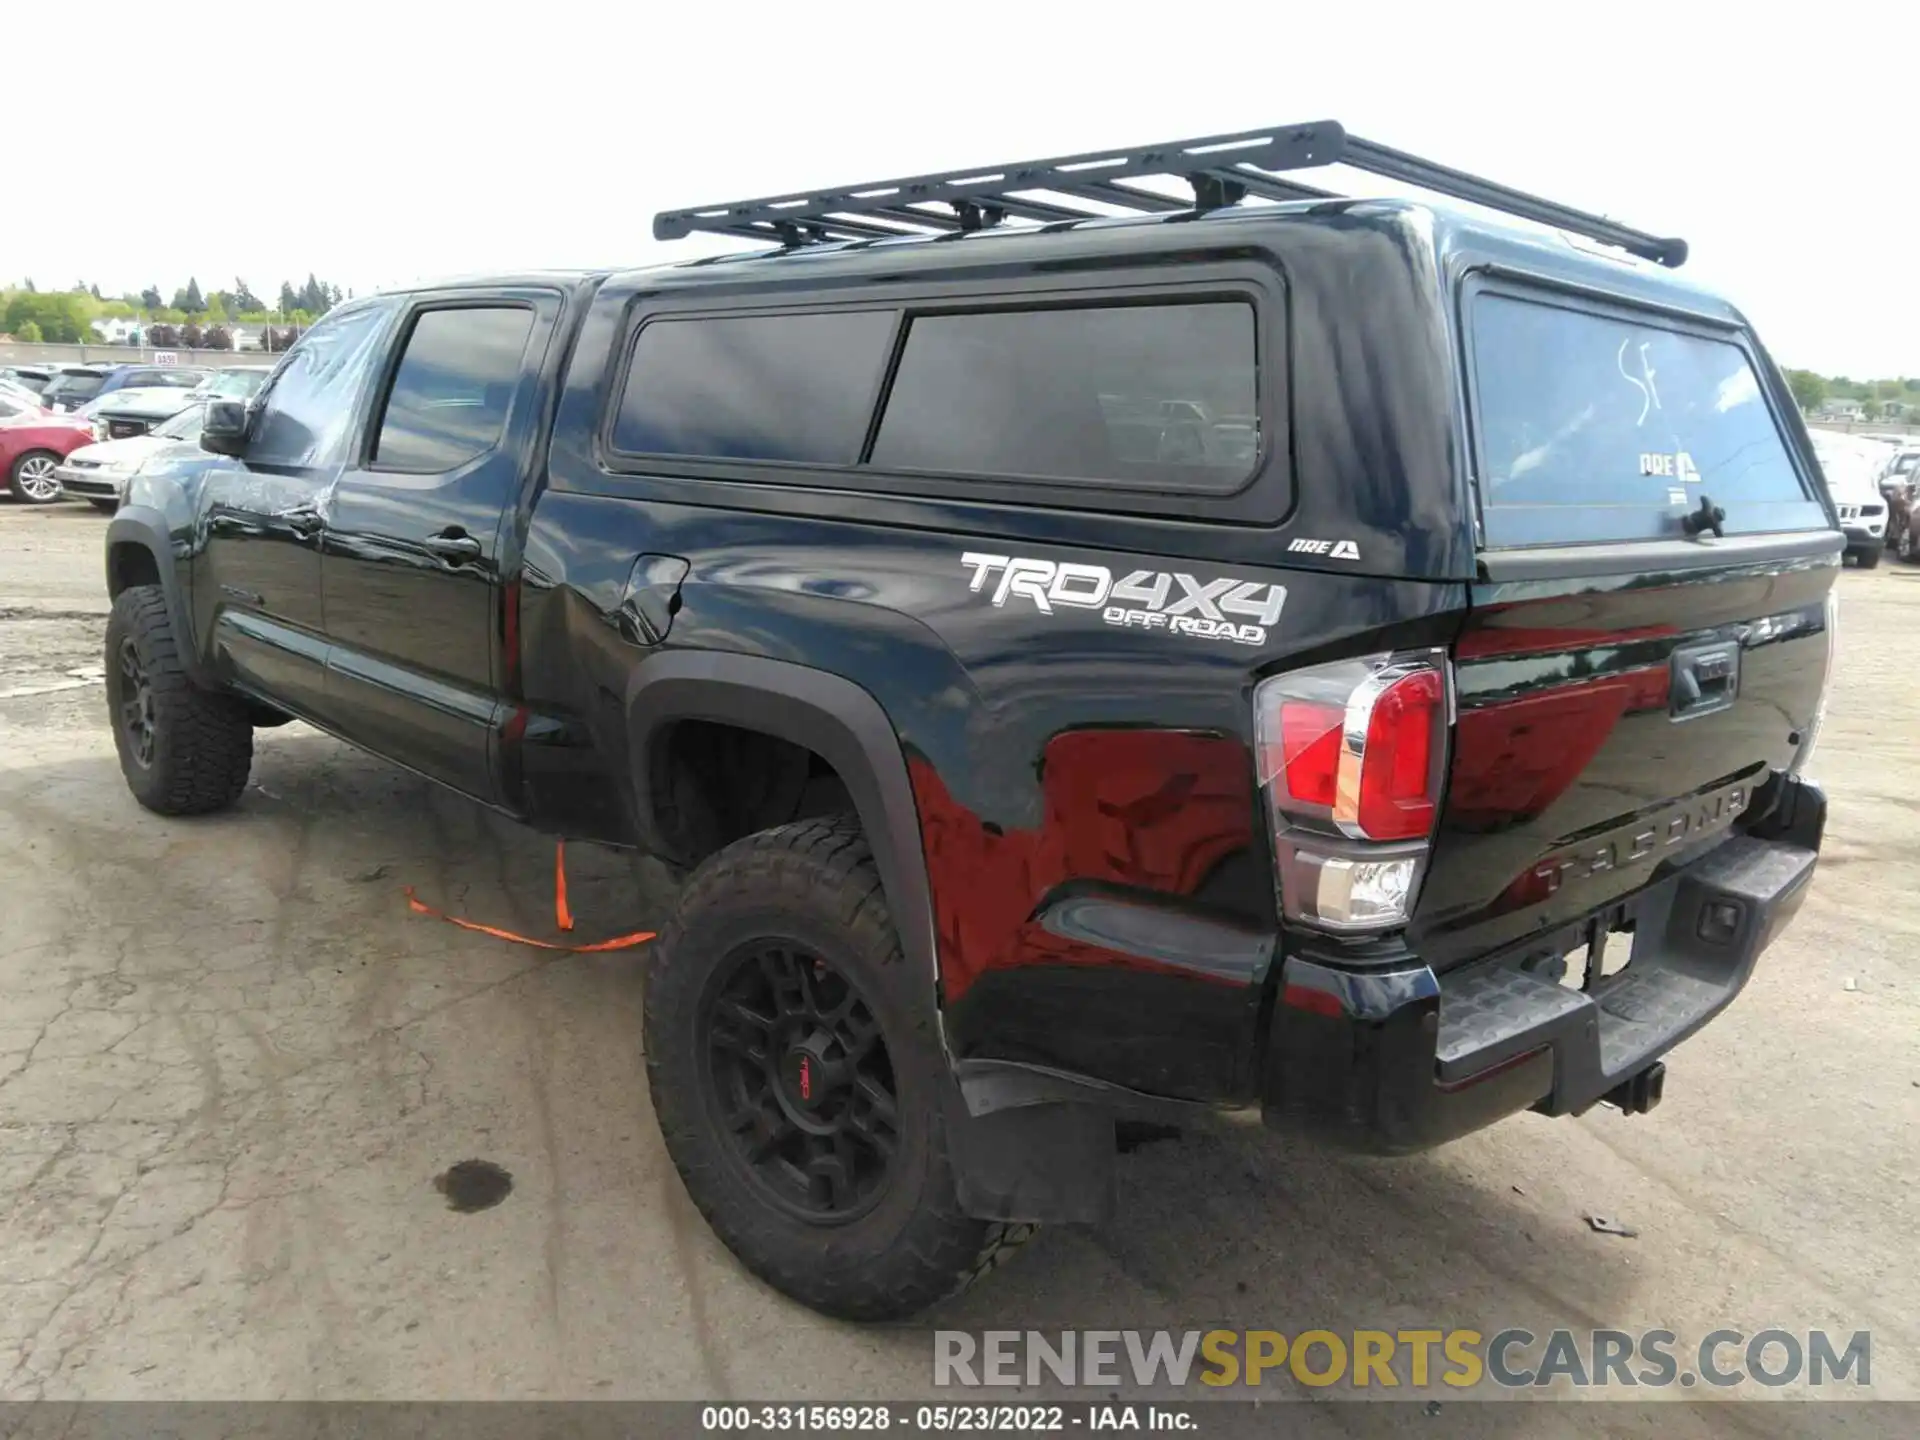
[404,840,656,952]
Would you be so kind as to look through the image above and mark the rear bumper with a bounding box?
[1262,776,1825,1154]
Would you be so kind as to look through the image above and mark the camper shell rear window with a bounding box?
[1467,286,1827,547]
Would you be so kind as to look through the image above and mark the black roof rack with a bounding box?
[652,120,1688,268]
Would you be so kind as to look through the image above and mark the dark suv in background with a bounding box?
[98,121,1835,1321]
[40,363,207,413]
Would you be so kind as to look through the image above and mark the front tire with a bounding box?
[105,585,254,815]
[1856,545,1882,570]
[1897,526,1917,564]
[7,449,63,504]
[644,816,1031,1320]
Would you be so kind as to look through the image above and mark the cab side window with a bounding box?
[249,303,394,468]
[369,306,535,473]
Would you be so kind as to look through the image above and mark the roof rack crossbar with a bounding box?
[985,193,1105,224]
[653,120,1687,266]
[1046,179,1191,213]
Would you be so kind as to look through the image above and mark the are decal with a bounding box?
[960,553,1285,646]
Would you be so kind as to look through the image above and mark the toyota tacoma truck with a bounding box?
[100,121,1836,1321]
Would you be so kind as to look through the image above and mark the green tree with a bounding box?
[140,285,163,311]
[16,320,41,342]
[277,280,299,314]
[184,277,205,313]
[1784,369,1828,413]
[2,292,94,343]
[204,298,229,325]
[232,278,263,313]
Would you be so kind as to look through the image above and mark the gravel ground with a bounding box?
[0,499,1914,1432]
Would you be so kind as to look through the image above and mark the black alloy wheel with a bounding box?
[116,636,156,768]
[700,941,900,1222]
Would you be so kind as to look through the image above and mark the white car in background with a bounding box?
[1809,430,1889,567]
[54,403,207,512]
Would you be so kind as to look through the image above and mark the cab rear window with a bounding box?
[1469,291,1827,547]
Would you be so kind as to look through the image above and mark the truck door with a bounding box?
[317,291,560,803]
[196,300,396,720]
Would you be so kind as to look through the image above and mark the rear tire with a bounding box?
[7,449,63,504]
[1897,527,1917,564]
[644,815,1032,1320]
[105,585,254,815]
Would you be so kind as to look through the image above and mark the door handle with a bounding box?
[424,529,483,563]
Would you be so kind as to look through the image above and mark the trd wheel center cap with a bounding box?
[779,1032,845,1115]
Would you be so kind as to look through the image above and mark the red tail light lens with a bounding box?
[1279,700,1343,807]
[1350,668,1444,841]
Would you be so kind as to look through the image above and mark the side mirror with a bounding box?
[200,399,250,457]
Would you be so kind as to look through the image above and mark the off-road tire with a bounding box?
[7,449,63,504]
[105,585,254,815]
[645,815,1033,1320]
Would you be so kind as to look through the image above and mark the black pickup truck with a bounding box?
[101,122,1836,1321]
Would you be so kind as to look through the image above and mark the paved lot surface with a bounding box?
[0,500,1914,1428]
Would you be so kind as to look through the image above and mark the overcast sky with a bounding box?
[6,1,1915,377]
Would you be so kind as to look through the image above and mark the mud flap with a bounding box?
[944,1090,1115,1225]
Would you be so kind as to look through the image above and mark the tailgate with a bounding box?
[1413,284,1838,966]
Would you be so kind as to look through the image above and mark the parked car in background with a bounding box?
[189,366,272,404]
[0,384,47,419]
[81,386,203,440]
[0,365,60,395]
[37,366,115,413]
[1,410,96,502]
[55,402,207,512]
[1876,443,1920,498]
[40,363,208,413]
[96,364,207,399]
[1810,431,1888,565]
[1886,464,1920,562]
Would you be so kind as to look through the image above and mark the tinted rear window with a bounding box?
[372,305,533,472]
[1471,292,1824,546]
[612,311,894,465]
[871,301,1258,491]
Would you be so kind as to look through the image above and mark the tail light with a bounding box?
[1791,590,1838,777]
[1254,650,1451,932]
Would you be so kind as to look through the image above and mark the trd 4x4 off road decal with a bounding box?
[960,553,1285,646]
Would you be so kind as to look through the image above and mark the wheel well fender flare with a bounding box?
[105,507,210,685]
[625,651,941,1026]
